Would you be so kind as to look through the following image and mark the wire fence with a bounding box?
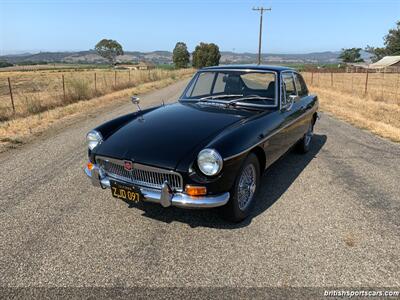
[301,71,400,104]
[2,69,398,122]
[0,68,193,122]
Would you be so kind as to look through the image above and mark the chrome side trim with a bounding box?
[223,108,315,161]
[84,166,230,209]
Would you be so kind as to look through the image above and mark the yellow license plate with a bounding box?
[110,180,143,203]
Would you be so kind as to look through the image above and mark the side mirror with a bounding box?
[131,96,141,111]
[131,96,140,105]
[281,95,295,112]
[289,95,298,102]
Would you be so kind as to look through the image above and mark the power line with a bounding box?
[252,6,271,65]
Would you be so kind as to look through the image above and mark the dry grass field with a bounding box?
[0,68,194,151]
[0,63,98,72]
[1,68,398,150]
[302,72,400,142]
[0,68,193,122]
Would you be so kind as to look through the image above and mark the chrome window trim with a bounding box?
[280,70,297,110]
[95,156,184,191]
[180,69,279,108]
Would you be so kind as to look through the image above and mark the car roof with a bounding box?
[201,64,294,72]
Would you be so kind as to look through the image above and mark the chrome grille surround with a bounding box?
[95,156,183,192]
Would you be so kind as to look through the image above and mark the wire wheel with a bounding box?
[237,164,257,211]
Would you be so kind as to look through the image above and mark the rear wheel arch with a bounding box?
[312,112,318,126]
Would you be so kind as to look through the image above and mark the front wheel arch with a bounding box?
[220,153,261,222]
[249,146,266,174]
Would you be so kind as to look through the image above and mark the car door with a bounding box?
[293,72,314,136]
[264,71,301,166]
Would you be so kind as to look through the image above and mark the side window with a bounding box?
[212,73,227,94]
[190,72,215,97]
[294,73,308,97]
[282,72,296,106]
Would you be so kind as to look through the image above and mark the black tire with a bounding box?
[220,153,260,222]
[296,120,314,154]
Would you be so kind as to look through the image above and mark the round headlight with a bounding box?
[197,149,223,176]
[86,130,103,150]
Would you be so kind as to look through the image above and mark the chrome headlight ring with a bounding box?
[86,130,103,150]
[197,149,223,176]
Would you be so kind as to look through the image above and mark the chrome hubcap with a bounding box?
[238,164,257,211]
[305,124,313,146]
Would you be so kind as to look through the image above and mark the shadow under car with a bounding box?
[123,134,327,229]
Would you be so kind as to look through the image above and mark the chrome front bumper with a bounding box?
[84,165,230,209]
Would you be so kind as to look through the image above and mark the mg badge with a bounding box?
[124,161,133,171]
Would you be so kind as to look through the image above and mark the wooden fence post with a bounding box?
[351,72,354,93]
[128,69,131,82]
[114,71,117,87]
[62,74,66,101]
[364,69,369,96]
[94,72,97,93]
[311,72,314,85]
[330,72,333,87]
[7,77,15,114]
[381,71,385,98]
[396,72,400,101]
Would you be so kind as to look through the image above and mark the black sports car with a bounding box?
[85,65,319,221]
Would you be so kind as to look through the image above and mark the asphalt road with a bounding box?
[0,80,399,291]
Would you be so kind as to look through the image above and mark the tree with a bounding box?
[366,20,400,62]
[95,39,124,65]
[172,42,190,68]
[365,46,387,62]
[192,42,221,68]
[339,48,364,63]
[384,20,400,55]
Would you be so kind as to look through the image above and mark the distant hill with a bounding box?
[0,50,343,65]
[220,51,341,64]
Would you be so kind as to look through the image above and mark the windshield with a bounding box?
[181,70,277,107]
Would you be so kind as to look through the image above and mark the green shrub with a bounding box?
[21,93,46,115]
[65,77,93,102]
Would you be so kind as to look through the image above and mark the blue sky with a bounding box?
[0,0,399,54]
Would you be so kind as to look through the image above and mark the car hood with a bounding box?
[95,102,253,170]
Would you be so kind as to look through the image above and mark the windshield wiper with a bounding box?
[194,94,274,110]
[199,94,243,100]
[227,95,273,106]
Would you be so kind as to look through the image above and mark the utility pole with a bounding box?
[252,6,271,65]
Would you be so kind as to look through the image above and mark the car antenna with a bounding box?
[162,99,165,106]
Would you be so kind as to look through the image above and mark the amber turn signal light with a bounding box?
[185,185,207,196]
[87,162,94,171]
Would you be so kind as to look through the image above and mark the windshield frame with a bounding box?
[179,69,279,108]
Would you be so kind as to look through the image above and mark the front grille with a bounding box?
[96,156,183,191]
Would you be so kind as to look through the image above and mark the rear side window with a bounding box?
[294,73,308,97]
